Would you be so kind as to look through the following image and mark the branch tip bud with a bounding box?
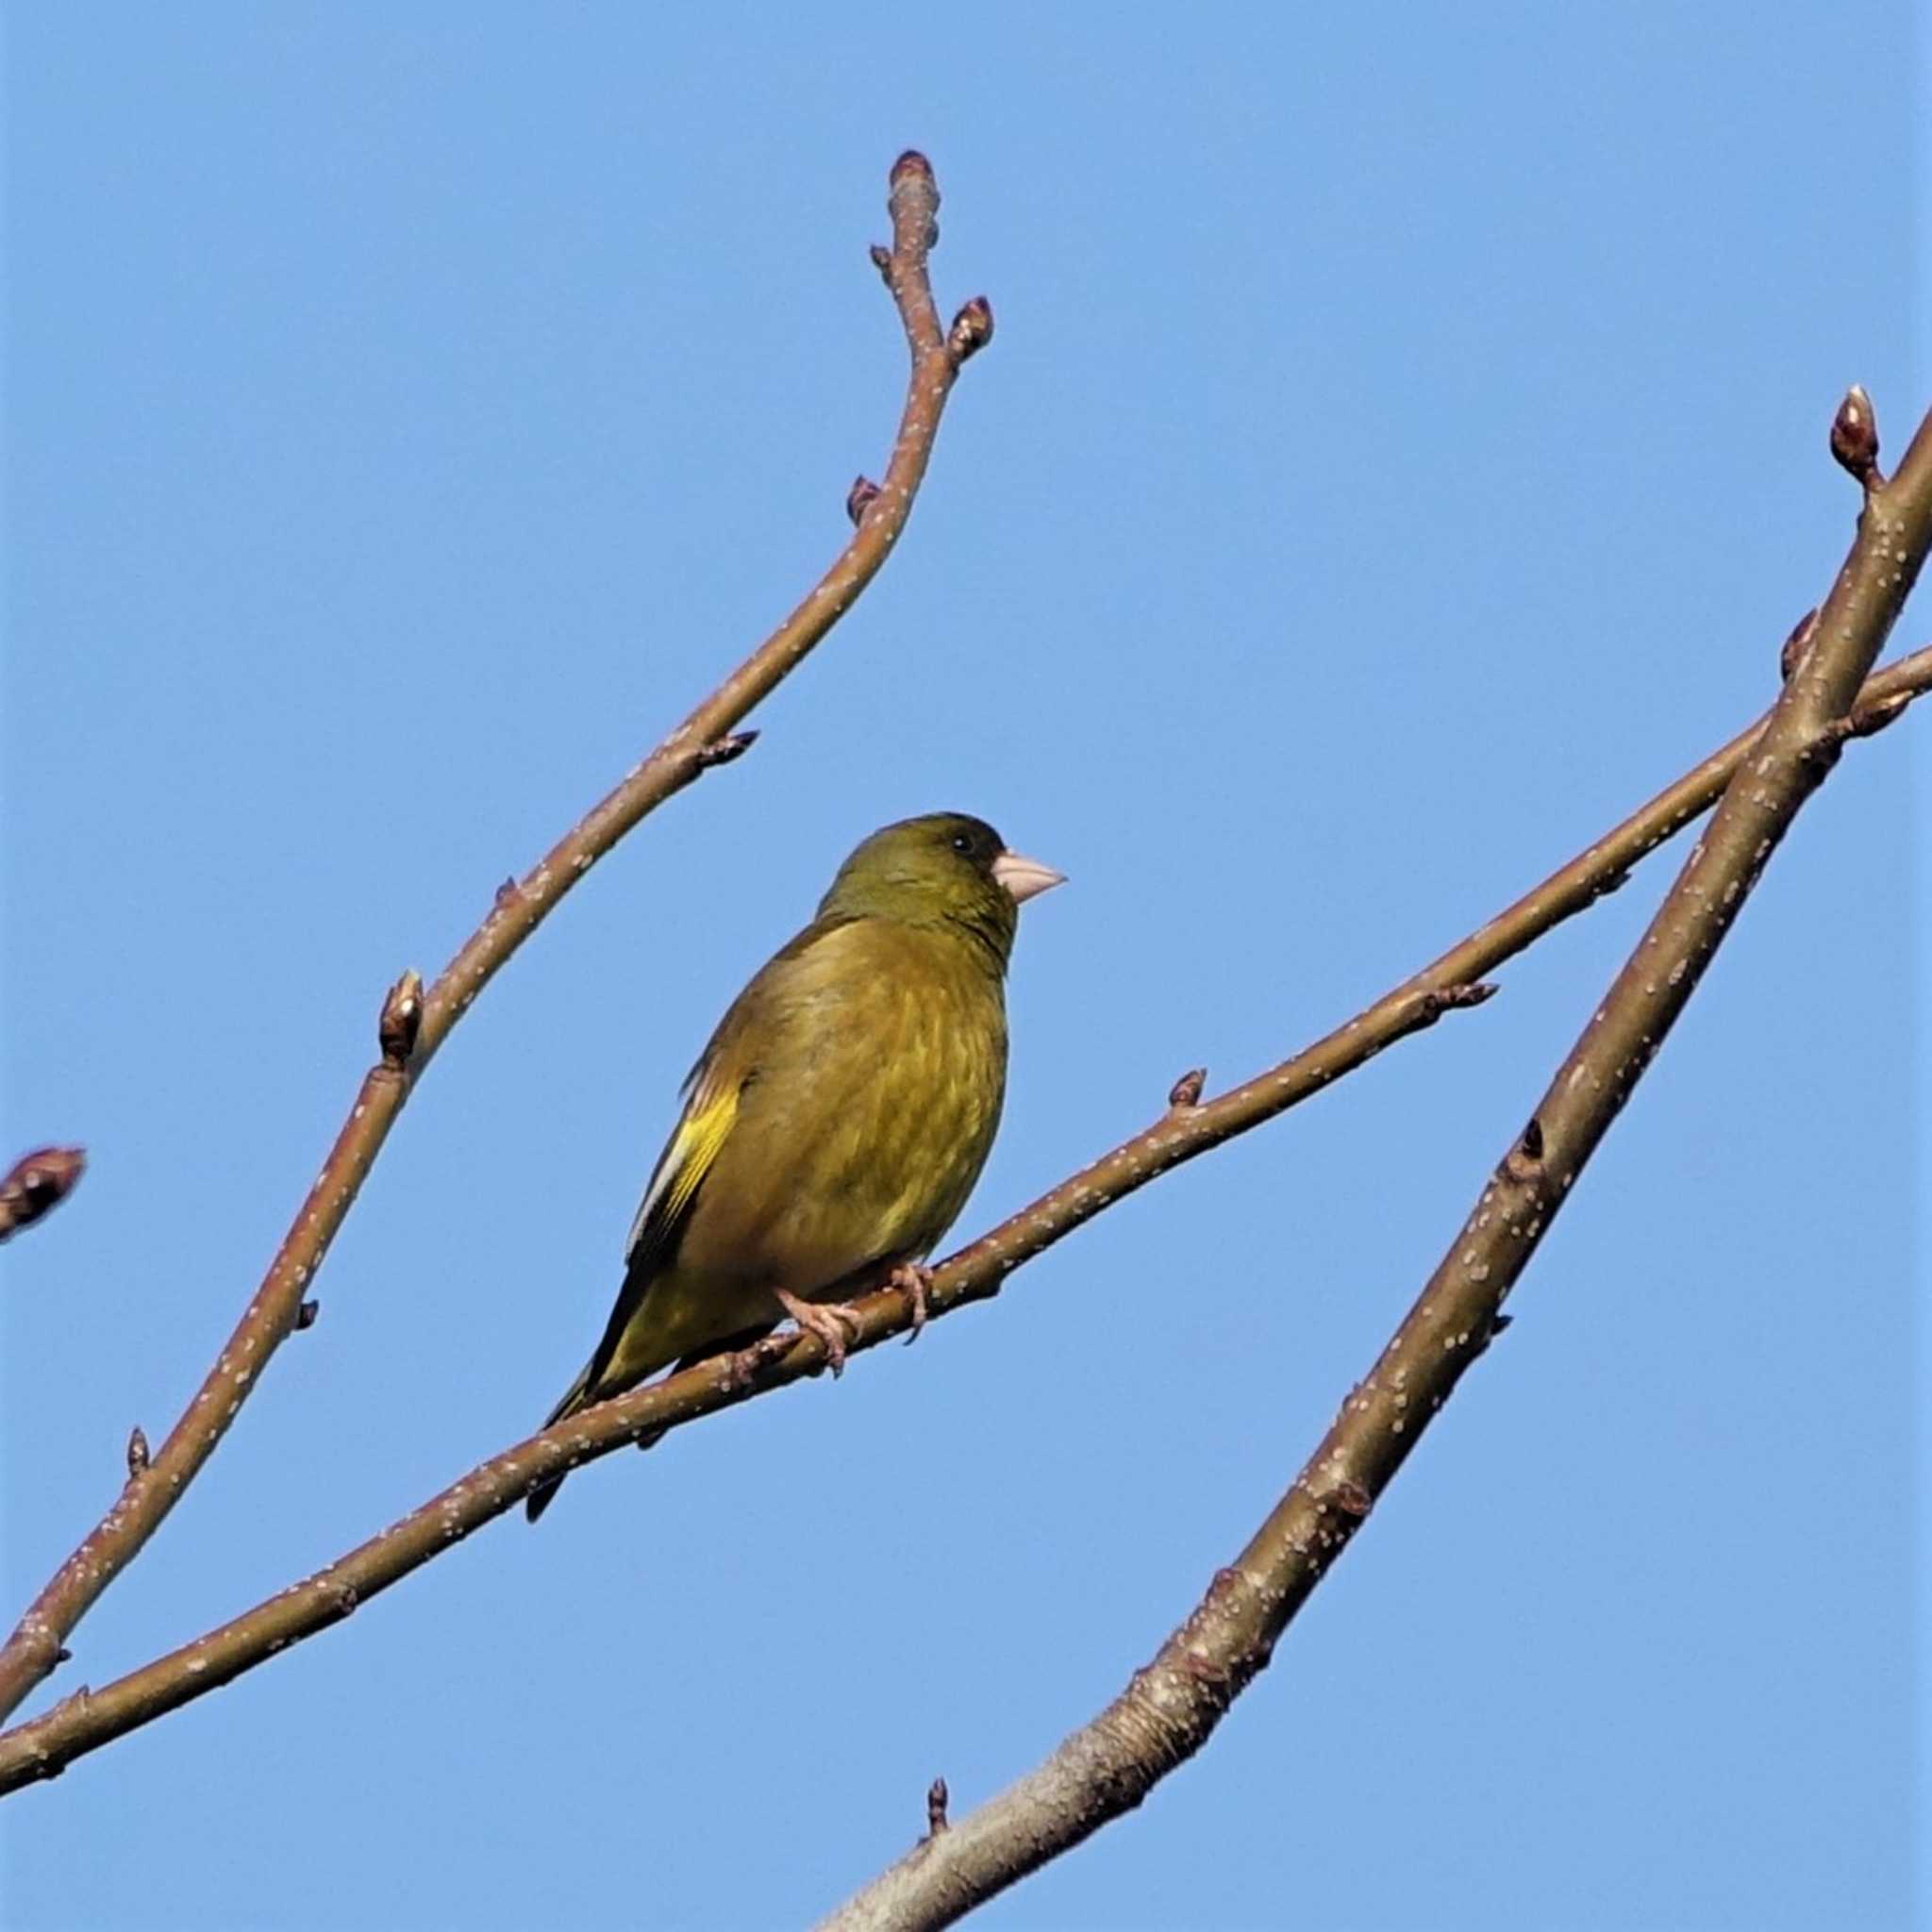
[0,1145,88,1241]
[883,152,940,260]
[1830,385,1881,487]
[378,971,425,1069]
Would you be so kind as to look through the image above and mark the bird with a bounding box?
[525,810,1063,1521]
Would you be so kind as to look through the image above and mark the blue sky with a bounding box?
[3,8,1922,1929]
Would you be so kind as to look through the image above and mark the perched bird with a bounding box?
[525,811,1063,1521]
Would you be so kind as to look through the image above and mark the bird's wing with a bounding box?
[623,1048,741,1273]
[619,912,874,1276]
[553,915,864,1424]
[556,1046,745,1417]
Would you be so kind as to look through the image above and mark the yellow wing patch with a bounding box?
[625,1067,740,1264]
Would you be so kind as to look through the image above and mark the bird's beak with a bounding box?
[991,849,1067,906]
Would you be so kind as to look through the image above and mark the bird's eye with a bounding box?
[951,832,974,854]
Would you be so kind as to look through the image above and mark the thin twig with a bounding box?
[0,151,988,1723]
[3,617,1929,1791]
[818,393,1932,1932]
[0,1148,86,1245]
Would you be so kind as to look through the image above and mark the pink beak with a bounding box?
[991,849,1067,906]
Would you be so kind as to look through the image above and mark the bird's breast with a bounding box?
[684,922,1008,1298]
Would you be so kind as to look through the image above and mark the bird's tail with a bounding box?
[524,1320,778,1524]
[525,1362,596,1524]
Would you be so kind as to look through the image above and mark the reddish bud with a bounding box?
[0,1145,86,1242]
[1780,608,1819,682]
[846,475,881,525]
[1830,385,1880,486]
[378,971,425,1069]
[695,730,758,771]
[947,296,994,365]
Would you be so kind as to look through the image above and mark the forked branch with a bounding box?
[819,392,1932,1931]
[0,151,991,1723]
[4,599,1929,1790]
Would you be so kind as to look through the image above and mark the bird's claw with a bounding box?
[774,1291,864,1377]
[725,1331,795,1391]
[891,1262,934,1344]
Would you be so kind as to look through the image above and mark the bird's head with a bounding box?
[819,812,1065,963]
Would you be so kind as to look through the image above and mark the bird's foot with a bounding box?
[774,1290,864,1377]
[724,1331,795,1391]
[891,1262,934,1344]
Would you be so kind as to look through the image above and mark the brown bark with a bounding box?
[5,608,1927,1794]
[816,395,1932,1930]
[0,151,991,1725]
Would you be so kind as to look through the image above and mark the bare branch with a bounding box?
[0,151,988,1724]
[5,609,1930,1791]
[0,1148,86,1245]
[817,394,1932,1931]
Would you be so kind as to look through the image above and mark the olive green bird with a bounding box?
[525,811,1063,1522]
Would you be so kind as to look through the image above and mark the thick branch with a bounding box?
[820,395,1932,1931]
[0,152,987,1723]
[0,1148,86,1245]
[3,614,1929,1791]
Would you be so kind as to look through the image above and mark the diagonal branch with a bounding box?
[0,1148,87,1246]
[817,392,1932,1932]
[3,607,1929,1792]
[0,151,991,1724]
